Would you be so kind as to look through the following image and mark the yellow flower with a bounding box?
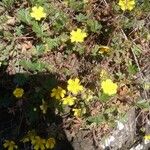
[70,28,87,43]
[118,0,135,11]
[144,135,150,144]
[31,136,46,150]
[40,99,48,114]
[73,108,82,117]
[3,140,18,150]
[62,96,76,106]
[51,86,66,100]
[22,131,36,143]
[30,6,46,21]
[101,79,118,96]
[45,138,56,149]
[13,88,24,98]
[67,78,83,95]
[144,135,150,140]
[99,46,110,54]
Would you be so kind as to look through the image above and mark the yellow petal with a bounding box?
[32,6,37,12]
[38,6,44,12]
[75,78,80,83]
[3,143,8,148]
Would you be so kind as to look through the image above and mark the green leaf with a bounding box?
[59,33,69,42]
[32,21,45,38]
[76,13,88,22]
[35,44,45,55]
[131,44,142,56]
[13,74,29,86]
[52,12,68,31]
[92,45,100,56]
[127,61,138,75]
[72,44,85,55]
[17,9,32,24]
[15,25,24,36]
[136,100,150,110]
[134,20,145,30]
[87,114,105,125]
[30,0,47,5]
[87,19,102,33]
[20,60,34,71]
[143,0,150,11]
[42,77,57,90]
[34,62,46,71]
[104,107,116,114]
[99,92,111,102]
[68,0,84,11]
[1,0,14,8]
[3,31,13,40]
[20,60,46,72]
[46,37,61,50]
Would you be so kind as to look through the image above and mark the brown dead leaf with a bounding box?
[21,41,33,52]
[118,85,129,96]
[6,16,16,25]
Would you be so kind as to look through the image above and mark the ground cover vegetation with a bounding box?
[0,0,149,149]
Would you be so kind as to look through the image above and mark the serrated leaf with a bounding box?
[68,0,84,11]
[127,61,138,75]
[20,60,46,72]
[136,100,150,110]
[59,33,69,42]
[20,60,34,71]
[13,74,29,86]
[46,37,60,50]
[72,44,85,54]
[36,44,45,55]
[32,21,44,38]
[15,25,24,36]
[34,62,46,71]
[128,64,138,75]
[17,9,32,24]
[2,0,14,8]
[92,45,100,56]
[76,13,87,22]
[42,77,57,90]
[87,19,102,33]
[143,0,150,11]
[30,0,47,5]
[87,114,105,125]
[104,107,116,114]
[131,44,142,56]
[99,92,111,102]
[53,12,68,30]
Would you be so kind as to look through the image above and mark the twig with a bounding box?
[103,0,109,7]
[15,36,34,40]
[92,128,102,149]
[131,45,148,100]
[121,29,148,100]
[17,111,24,135]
